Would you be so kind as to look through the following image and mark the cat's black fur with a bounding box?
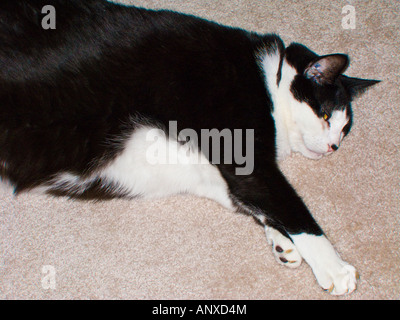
[0,0,379,278]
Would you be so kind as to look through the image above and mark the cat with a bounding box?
[0,0,379,295]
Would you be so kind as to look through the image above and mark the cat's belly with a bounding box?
[39,126,235,210]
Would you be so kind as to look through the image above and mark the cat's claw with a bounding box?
[317,263,359,295]
[265,226,302,268]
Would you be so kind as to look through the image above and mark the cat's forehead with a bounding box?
[291,75,351,114]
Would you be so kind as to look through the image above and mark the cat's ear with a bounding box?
[340,75,381,99]
[304,54,349,85]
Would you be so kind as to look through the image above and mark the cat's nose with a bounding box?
[328,144,339,152]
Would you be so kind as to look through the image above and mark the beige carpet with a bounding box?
[1,0,399,300]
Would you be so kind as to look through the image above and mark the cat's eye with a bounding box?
[323,112,330,121]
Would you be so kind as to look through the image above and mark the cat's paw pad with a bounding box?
[317,263,359,295]
[265,227,302,268]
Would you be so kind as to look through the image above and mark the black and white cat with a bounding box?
[0,0,379,295]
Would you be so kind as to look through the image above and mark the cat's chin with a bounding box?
[304,152,323,160]
[301,148,333,160]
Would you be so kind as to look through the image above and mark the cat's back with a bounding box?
[0,0,280,192]
[0,0,274,126]
[0,0,255,98]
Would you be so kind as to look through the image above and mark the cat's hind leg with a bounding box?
[264,226,302,268]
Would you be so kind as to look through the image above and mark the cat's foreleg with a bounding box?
[261,170,359,295]
[265,225,359,295]
[224,165,358,295]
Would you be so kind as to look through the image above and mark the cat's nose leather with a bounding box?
[328,144,339,152]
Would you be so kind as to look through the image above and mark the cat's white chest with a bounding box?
[261,50,297,160]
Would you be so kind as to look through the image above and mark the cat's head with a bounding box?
[282,43,379,159]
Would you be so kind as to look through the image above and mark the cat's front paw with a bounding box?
[265,226,302,268]
[315,261,359,295]
[291,234,359,295]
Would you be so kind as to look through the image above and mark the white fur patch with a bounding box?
[98,126,235,209]
[51,172,99,194]
[41,126,234,209]
[328,109,348,147]
[262,51,293,160]
[290,233,358,295]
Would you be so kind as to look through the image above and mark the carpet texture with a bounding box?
[1,0,399,300]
